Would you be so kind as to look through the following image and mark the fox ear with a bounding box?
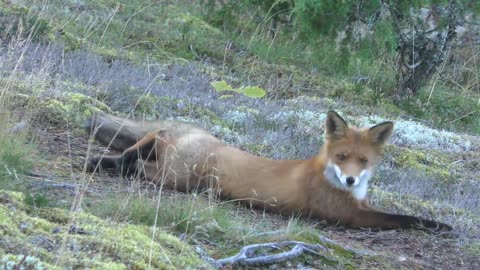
[368,121,394,145]
[325,111,348,140]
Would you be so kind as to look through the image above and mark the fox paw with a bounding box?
[436,222,453,233]
[86,156,101,172]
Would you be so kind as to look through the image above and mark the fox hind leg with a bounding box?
[88,130,170,177]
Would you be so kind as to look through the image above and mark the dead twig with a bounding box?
[214,241,327,267]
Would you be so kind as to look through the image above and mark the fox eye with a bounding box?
[360,158,368,164]
[337,154,347,161]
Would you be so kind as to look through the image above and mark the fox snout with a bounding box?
[346,176,356,186]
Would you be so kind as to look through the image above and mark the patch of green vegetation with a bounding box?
[0,119,37,184]
[135,93,161,118]
[39,92,112,125]
[331,79,405,118]
[370,187,472,227]
[332,81,376,104]
[160,97,224,126]
[24,193,49,208]
[87,190,368,267]
[465,240,480,256]
[0,134,34,179]
[220,226,361,268]
[211,80,267,98]
[252,113,278,131]
[15,0,225,62]
[89,193,235,236]
[0,2,52,43]
[415,86,480,134]
[241,143,269,156]
[5,0,478,135]
[386,145,460,182]
[0,189,208,269]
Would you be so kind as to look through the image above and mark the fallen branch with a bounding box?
[215,241,327,267]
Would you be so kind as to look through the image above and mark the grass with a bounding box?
[89,191,235,235]
[0,133,33,178]
[0,115,35,183]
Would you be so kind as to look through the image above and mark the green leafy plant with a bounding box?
[211,80,266,98]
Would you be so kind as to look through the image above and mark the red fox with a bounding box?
[85,111,452,232]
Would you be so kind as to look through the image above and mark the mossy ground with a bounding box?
[384,145,461,182]
[0,190,207,269]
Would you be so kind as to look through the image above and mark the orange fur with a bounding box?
[86,111,452,232]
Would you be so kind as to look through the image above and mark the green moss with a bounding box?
[370,188,469,224]
[39,93,113,125]
[386,145,459,182]
[242,143,268,156]
[135,93,161,118]
[0,190,208,269]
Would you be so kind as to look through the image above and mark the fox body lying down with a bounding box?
[86,111,452,232]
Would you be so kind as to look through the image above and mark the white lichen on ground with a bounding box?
[355,115,473,152]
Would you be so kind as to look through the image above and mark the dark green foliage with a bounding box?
[24,193,49,208]
[0,134,34,178]
[0,3,51,42]
[417,88,480,134]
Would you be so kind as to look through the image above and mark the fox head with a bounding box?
[322,111,393,200]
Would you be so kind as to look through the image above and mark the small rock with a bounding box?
[69,239,80,254]
[52,227,61,234]
[8,121,27,134]
[20,223,29,233]
[68,224,87,235]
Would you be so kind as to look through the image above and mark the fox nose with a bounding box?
[346,176,355,186]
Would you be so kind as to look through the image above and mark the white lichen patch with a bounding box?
[223,110,249,127]
[269,110,327,134]
[355,115,473,152]
[209,124,243,145]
